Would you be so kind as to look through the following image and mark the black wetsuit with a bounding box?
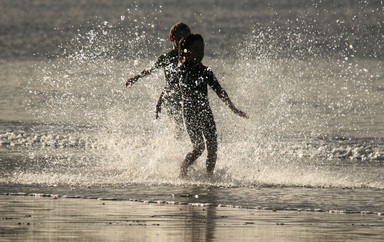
[155,50,183,129]
[155,50,177,75]
[178,62,223,173]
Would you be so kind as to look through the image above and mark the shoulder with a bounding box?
[200,64,215,78]
[162,49,178,59]
[200,64,221,89]
[157,50,177,63]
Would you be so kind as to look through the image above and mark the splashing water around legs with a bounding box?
[1,6,384,242]
[0,0,379,189]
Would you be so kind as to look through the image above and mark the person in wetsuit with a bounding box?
[126,22,191,138]
[177,33,248,177]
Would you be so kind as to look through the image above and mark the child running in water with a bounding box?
[176,33,248,177]
[126,22,191,138]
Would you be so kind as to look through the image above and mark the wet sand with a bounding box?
[1,195,383,241]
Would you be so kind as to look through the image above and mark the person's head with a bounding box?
[179,33,204,64]
[169,22,191,49]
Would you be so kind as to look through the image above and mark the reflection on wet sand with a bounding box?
[1,193,384,241]
[182,186,217,242]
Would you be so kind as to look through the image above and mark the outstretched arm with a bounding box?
[126,67,156,88]
[216,89,249,118]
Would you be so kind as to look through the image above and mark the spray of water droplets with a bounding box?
[18,2,384,188]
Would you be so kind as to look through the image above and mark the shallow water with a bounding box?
[2,196,383,242]
[0,1,384,239]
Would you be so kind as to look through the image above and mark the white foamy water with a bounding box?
[0,0,383,214]
[1,56,383,190]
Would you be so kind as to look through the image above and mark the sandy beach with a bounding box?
[1,195,383,242]
[1,1,383,241]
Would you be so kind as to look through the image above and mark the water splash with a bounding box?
[17,3,384,189]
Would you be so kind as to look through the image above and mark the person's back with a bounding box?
[179,63,215,110]
[178,62,221,137]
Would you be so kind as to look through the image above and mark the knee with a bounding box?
[194,143,205,156]
[206,139,217,152]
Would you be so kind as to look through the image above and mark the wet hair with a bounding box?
[169,22,191,42]
[179,34,204,56]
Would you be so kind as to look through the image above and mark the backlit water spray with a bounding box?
[12,3,382,189]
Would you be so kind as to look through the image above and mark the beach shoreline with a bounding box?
[1,1,383,241]
[1,195,383,241]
